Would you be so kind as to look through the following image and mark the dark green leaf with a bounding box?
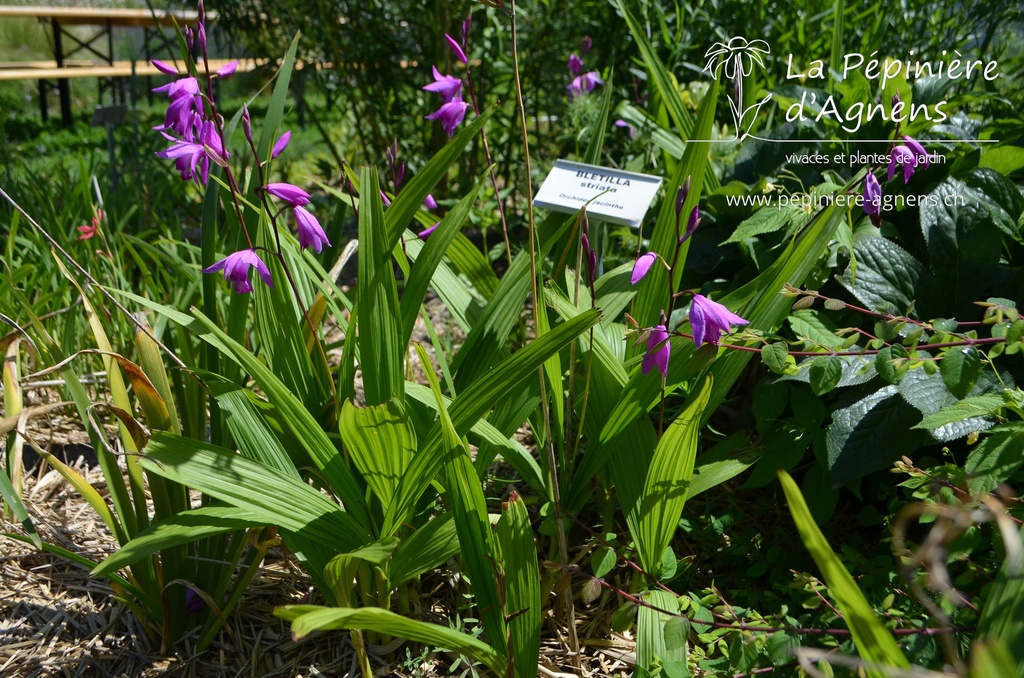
[941,346,982,399]
[809,356,843,395]
[966,427,1024,495]
[761,342,790,373]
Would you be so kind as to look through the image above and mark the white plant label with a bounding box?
[533,159,663,228]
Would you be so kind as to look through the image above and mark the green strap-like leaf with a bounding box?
[276,606,505,675]
[636,377,712,575]
[140,432,371,553]
[358,167,404,406]
[497,493,541,677]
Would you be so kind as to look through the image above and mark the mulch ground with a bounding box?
[2,456,638,678]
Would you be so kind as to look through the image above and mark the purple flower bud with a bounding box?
[681,205,700,243]
[380,190,392,207]
[642,324,670,377]
[242,106,253,144]
[568,53,583,76]
[891,92,901,107]
[419,221,440,239]
[582,233,597,284]
[424,194,438,210]
[461,13,471,47]
[151,59,178,75]
[214,60,238,78]
[197,23,207,55]
[265,182,311,207]
[271,130,291,158]
[631,252,658,284]
[863,172,883,225]
[185,589,205,616]
[445,33,468,64]
[581,36,592,54]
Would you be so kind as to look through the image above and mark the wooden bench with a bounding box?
[0,59,262,82]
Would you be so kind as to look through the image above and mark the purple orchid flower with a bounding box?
[689,294,749,347]
[445,34,468,64]
[426,98,469,137]
[424,194,438,210]
[642,324,670,377]
[902,135,930,170]
[614,119,637,138]
[631,252,658,285]
[294,206,330,253]
[888,145,917,183]
[423,66,463,103]
[568,71,604,99]
[202,249,273,294]
[265,182,311,207]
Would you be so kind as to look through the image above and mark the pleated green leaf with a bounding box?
[276,606,505,675]
[636,377,712,576]
[188,310,370,529]
[339,399,416,512]
[140,432,372,553]
[358,167,404,406]
[93,505,261,577]
[497,492,541,678]
[382,309,601,537]
[416,343,507,656]
[323,537,399,607]
[778,469,909,676]
[636,590,685,678]
[388,513,460,589]
[202,372,298,476]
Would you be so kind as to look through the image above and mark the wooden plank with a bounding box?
[0,6,209,28]
[0,59,262,82]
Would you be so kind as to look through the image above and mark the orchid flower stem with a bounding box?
[510,0,578,663]
[464,67,512,266]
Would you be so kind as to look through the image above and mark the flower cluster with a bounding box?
[567,39,604,99]
[153,4,329,295]
[629,176,750,377]
[861,134,931,227]
[424,34,470,138]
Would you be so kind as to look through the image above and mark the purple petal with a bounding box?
[424,194,438,211]
[642,324,670,377]
[568,53,583,76]
[294,205,330,253]
[265,182,311,207]
[903,135,929,169]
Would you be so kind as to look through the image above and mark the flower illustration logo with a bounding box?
[704,37,773,141]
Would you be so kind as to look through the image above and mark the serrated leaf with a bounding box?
[723,205,801,244]
[914,393,1006,430]
[788,309,845,349]
[809,356,843,395]
[965,427,1024,495]
[940,346,982,399]
[761,342,789,373]
[766,632,799,665]
[838,237,928,313]
[827,387,928,485]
